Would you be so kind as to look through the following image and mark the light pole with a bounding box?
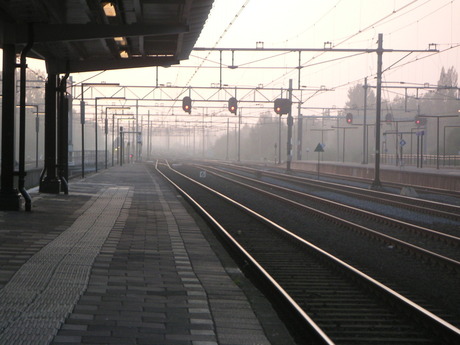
[286,79,293,171]
[95,97,125,172]
[113,114,135,166]
[104,106,130,168]
[226,117,229,161]
[278,115,282,164]
[238,108,241,162]
[32,106,46,168]
[16,104,44,168]
[362,77,368,164]
[79,82,120,177]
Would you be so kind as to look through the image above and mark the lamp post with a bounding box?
[104,106,130,168]
[79,82,120,177]
[16,104,44,168]
[30,106,45,168]
[95,97,125,172]
[237,108,241,162]
[113,114,135,166]
[362,77,369,164]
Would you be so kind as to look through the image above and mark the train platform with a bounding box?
[0,163,292,345]
[289,160,460,191]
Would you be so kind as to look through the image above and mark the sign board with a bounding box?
[314,143,324,152]
[80,101,85,124]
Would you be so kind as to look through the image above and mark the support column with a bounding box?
[39,73,61,194]
[58,75,70,194]
[296,102,303,160]
[362,77,368,164]
[286,79,293,171]
[0,44,20,210]
[371,33,383,189]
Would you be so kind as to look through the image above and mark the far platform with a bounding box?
[288,160,459,191]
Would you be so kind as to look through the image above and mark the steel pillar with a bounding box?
[286,79,293,171]
[371,34,383,189]
[0,44,21,210]
[296,103,303,160]
[39,73,61,193]
[58,77,70,194]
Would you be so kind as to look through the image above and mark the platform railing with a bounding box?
[380,154,460,168]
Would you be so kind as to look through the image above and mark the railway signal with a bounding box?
[274,98,291,115]
[346,113,353,124]
[385,113,393,123]
[182,96,192,113]
[228,97,237,114]
[415,115,426,126]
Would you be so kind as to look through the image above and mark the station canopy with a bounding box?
[0,0,214,74]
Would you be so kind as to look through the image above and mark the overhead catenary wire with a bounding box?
[25,1,458,121]
[184,0,251,87]
[269,0,344,46]
[263,0,423,91]
[324,42,460,106]
[257,0,457,105]
[163,0,252,116]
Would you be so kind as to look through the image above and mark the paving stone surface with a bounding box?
[0,163,295,345]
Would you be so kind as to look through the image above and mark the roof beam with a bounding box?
[143,0,185,3]
[2,23,189,44]
[47,56,180,74]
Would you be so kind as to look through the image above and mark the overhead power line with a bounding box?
[185,0,251,87]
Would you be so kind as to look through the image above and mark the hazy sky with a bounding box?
[25,0,460,113]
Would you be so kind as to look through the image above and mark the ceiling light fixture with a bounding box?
[119,50,129,59]
[114,36,127,46]
[101,1,117,17]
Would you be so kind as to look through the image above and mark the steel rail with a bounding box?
[196,164,460,271]
[156,160,460,343]
[200,164,460,246]
[217,162,460,221]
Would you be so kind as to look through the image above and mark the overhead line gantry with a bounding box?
[192,35,438,188]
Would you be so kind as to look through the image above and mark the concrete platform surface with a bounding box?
[0,163,294,345]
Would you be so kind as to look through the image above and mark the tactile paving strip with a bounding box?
[0,187,130,344]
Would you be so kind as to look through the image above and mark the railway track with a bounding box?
[153,160,460,345]
[248,162,460,202]
[213,162,460,222]
[193,163,460,270]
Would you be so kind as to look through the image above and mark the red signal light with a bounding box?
[415,116,426,126]
[274,98,291,115]
[182,96,192,114]
[228,97,238,114]
[346,113,353,124]
[385,113,393,123]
